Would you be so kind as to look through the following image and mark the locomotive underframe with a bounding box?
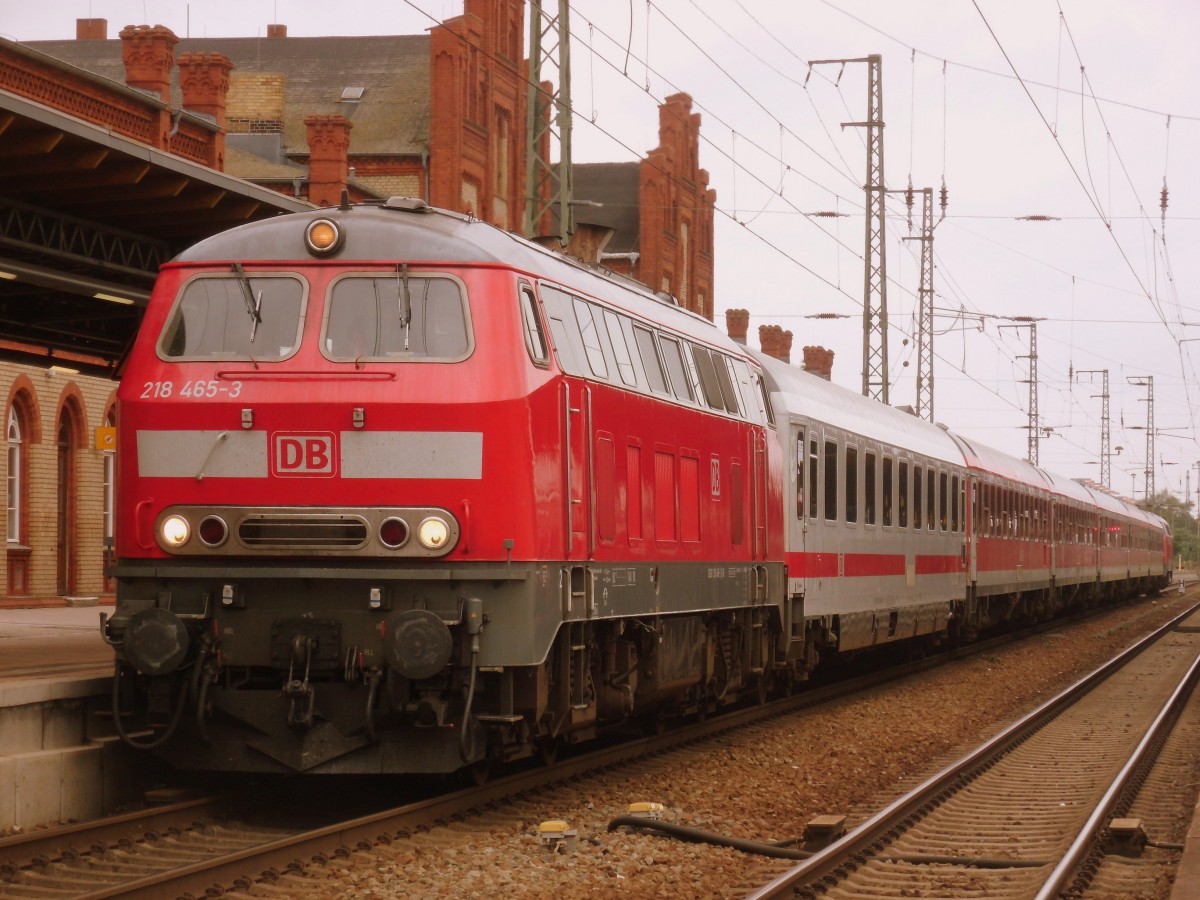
[108,557,788,774]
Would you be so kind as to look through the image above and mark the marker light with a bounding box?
[198,515,228,547]
[160,515,191,548]
[379,517,410,549]
[305,218,343,256]
[417,516,450,550]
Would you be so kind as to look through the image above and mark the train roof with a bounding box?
[172,198,744,356]
[755,350,1169,533]
[752,351,966,466]
[947,432,1054,491]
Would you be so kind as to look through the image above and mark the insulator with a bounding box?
[939,184,949,214]
[1160,183,1169,213]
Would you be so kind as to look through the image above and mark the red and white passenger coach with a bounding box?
[105,198,1172,776]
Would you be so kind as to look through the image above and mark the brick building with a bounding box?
[3,2,717,601]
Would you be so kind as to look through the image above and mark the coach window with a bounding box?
[809,437,819,520]
[659,336,695,403]
[163,273,306,361]
[795,430,805,519]
[898,460,909,527]
[913,465,923,531]
[845,446,858,524]
[865,451,877,526]
[519,285,549,365]
[633,326,670,394]
[824,439,838,522]
[882,456,893,526]
[939,472,949,531]
[951,476,960,531]
[927,469,937,530]
[603,311,637,386]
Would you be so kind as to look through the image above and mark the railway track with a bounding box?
[746,602,1200,899]
[1,601,1188,899]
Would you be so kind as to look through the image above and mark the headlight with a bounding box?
[417,516,450,550]
[160,514,191,548]
[305,218,343,255]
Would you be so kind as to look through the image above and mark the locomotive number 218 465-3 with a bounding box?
[140,380,243,399]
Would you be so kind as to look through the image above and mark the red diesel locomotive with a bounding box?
[105,198,1172,776]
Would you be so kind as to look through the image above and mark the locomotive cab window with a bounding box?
[160,273,306,361]
[323,273,470,361]
[519,284,549,366]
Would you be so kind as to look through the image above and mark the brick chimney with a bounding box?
[76,18,107,40]
[779,329,794,364]
[802,345,835,380]
[119,25,179,103]
[758,324,783,361]
[267,24,288,38]
[178,52,234,169]
[725,308,749,345]
[305,115,353,207]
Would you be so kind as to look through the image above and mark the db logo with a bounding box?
[272,432,336,477]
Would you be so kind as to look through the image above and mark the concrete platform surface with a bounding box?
[0,605,115,687]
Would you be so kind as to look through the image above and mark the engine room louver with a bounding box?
[238,516,369,548]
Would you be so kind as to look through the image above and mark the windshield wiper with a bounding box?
[232,262,263,343]
[396,263,411,351]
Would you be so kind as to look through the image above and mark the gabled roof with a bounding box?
[573,162,641,254]
[24,34,431,156]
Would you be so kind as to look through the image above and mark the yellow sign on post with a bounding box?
[95,426,116,451]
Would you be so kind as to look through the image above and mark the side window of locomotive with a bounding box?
[714,354,743,415]
[690,344,724,410]
[540,287,586,376]
[572,298,609,378]
[603,310,637,386]
[824,439,838,522]
[160,273,305,361]
[519,284,549,366]
[324,274,470,361]
[633,326,670,394]
[730,359,765,425]
[659,336,694,403]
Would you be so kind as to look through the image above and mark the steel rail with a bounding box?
[1033,639,1200,899]
[746,601,1200,899]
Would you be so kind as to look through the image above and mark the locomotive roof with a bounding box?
[752,351,966,466]
[172,199,743,354]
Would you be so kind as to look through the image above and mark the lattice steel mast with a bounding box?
[1000,317,1042,465]
[1128,375,1155,499]
[1076,368,1111,489]
[810,54,887,402]
[524,0,573,243]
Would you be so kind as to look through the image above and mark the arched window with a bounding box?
[6,405,20,544]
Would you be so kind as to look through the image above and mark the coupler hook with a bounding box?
[285,635,316,729]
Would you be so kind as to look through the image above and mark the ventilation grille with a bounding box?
[238,515,368,548]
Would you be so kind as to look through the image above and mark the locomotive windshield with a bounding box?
[322,274,470,361]
[159,274,305,360]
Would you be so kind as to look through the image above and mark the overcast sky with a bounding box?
[6,1,1200,502]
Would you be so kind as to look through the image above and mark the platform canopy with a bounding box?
[0,88,311,375]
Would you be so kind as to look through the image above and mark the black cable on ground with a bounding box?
[607,815,814,860]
